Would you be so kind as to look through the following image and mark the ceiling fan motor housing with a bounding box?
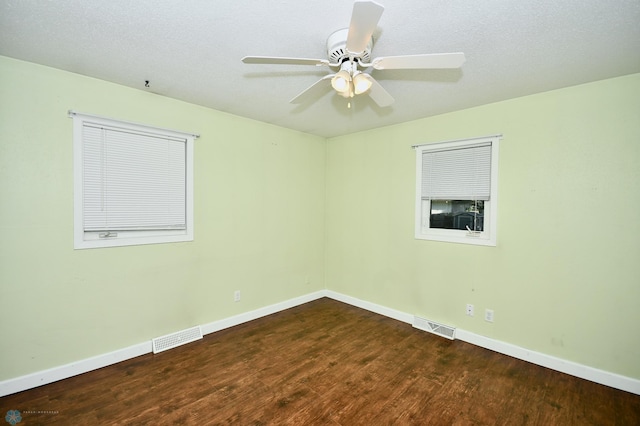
[327,28,372,64]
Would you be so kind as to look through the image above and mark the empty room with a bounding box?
[1,0,639,424]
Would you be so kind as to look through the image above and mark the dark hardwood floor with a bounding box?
[2,298,639,425]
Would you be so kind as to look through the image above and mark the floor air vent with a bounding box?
[152,325,203,354]
[413,316,456,340]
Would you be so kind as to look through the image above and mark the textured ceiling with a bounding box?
[1,0,639,138]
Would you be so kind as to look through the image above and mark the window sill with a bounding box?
[415,231,496,246]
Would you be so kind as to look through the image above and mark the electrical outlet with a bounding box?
[234,290,241,302]
[466,304,474,316]
[485,309,494,322]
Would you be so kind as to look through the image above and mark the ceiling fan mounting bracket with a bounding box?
[327,28,372,65]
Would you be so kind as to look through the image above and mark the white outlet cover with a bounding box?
[466,304,474,316]
[485,309,494,322]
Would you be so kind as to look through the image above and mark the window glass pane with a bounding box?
[430,200,484,231]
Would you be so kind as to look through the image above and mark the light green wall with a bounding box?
[325,73,640,379]
[0,56,325,380]
[2,54,639,383]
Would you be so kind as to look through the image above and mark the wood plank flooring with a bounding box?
[1,298,639,425]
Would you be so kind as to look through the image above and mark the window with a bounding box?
[415,135,500,246]
[71,111,197,249]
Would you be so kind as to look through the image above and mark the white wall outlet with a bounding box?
[485,309,494,322]
[466,304,474,316]
[234,290,241,302]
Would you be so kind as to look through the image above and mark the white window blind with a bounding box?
[82,124,187,231]
[421,144,492,201]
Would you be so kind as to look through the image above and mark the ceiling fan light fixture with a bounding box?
[352,72,372,95]
[331,70,351,93]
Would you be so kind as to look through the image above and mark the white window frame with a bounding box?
[71,111,196,249]
[414,135,500,246]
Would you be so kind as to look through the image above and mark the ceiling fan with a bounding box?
[242,0,465,108]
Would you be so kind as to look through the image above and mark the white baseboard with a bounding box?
[0,341,151,397]
[323,291,640,396]
[324,290,414,324]
[2,289,638,397]
[0,291,326,397]
[200,290,326,335]
[454,329,640,396]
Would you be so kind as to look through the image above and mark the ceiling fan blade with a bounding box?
[371,52,466,70]
[346,1,384,55]
[242,56,329,66]
[290,75,334,104]
[366,76,394,107]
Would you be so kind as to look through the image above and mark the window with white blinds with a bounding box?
[421,144,492,201]
[415,136,500,246]
[72,112,196,249]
